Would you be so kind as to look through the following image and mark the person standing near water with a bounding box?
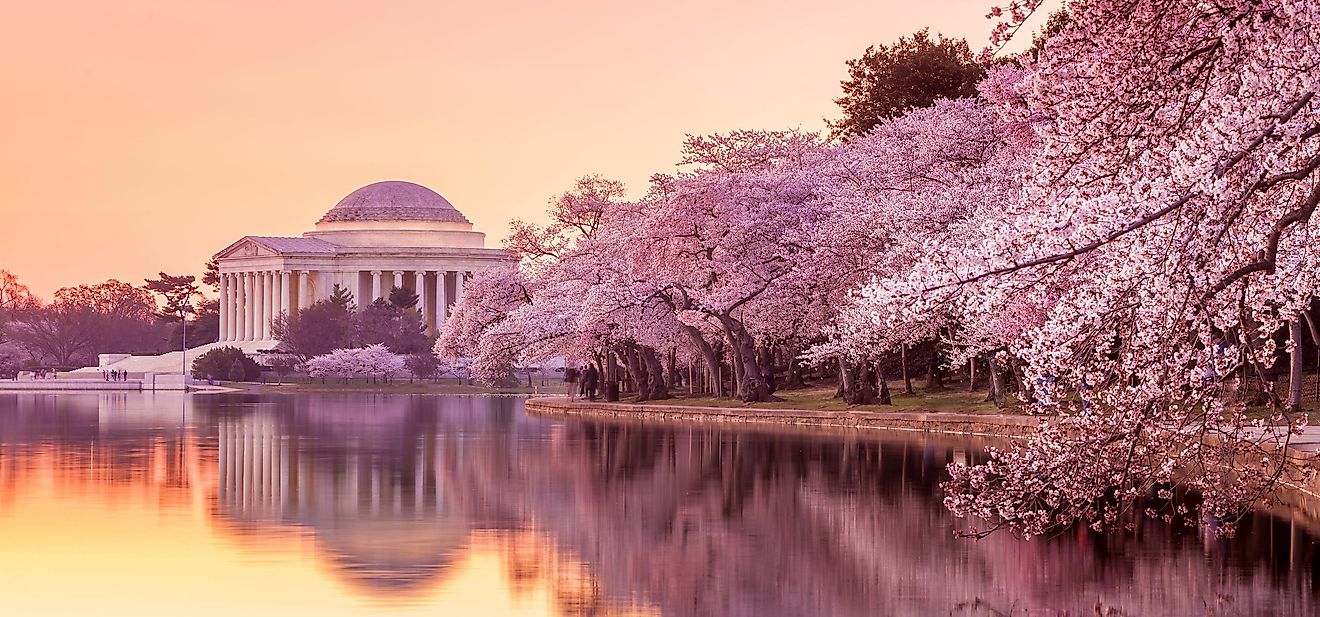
[564,366,579,400]
[583,364,599,401]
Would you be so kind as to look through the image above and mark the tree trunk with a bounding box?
[839,355,857,403]
[641,346,669,400]
[1010,355,1031,402]
[729,341,745,396]
[900,344,914,394]
[757,344,777,394]
[784,348,805,389]
[968,357,977,391]
[604,350,620,402]
[720,315,769,402]
[1305,311,1320,400]
[625,346,648,402]
[718,362,728,401]
[926,339,945,392]
[839,356,878,405]
[985,360,1005,407]
[680,324,724,397]
[1288,319,1304,411]
[833,356,845,398]
[875,362,892,405]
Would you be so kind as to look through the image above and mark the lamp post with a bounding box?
[180,300,192,388]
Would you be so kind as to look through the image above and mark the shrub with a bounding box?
[227,360,246,381]
[192,346,261,381]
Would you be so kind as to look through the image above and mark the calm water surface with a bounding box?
[0,392,1315,616]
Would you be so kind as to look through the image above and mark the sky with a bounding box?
[0,0,1039,298]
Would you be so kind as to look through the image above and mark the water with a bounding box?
[0,392,1314,616]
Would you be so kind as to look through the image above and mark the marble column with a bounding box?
[262,271,274,340]
[454,271,465,304]
[251,272,262,341]
[219,274,230,342]
[278,271,289,321]
[392,270,403,291]
[290,271,302,313]
[250,270,261,340]
[237,273,249,343]
[372,270,383,301]
[229,273,240,343]
[418,271,430,334]
[251,271,262,341]
[247,272,259,341]
[438,271,449,322]
[254,272,266,341]
[301,270,315,308]
[267,271,276,337]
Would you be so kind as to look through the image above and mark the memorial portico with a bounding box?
[213,180,514,345]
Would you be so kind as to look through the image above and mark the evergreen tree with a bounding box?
[829,29,984,140]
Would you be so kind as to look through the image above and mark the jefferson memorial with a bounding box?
[214,180,514,344]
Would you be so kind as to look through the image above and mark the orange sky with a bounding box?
[0,0,1041,298]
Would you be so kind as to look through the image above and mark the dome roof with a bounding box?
[319,180,470,224]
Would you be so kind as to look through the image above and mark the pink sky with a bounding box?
[0,0,1042,297]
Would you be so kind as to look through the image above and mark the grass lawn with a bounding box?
[617,381,1024,415]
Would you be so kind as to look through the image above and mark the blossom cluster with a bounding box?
[305,344,406,380]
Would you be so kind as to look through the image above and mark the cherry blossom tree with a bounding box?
[939,0,1320,537]
[306,344,405,382]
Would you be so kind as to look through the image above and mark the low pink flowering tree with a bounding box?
[306,344,406,383]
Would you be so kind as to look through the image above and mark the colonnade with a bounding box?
[217,269,471,343]
[218,270,298,343]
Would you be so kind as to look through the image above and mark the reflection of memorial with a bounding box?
[214,396,501,585]
[216,409,471,591]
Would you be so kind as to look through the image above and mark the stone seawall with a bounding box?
[523,398,1040,438]
[0,381,147,391]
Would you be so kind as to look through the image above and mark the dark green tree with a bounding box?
[147,272,222,350]
[201,259,221,292]
[270,299,354,359]
[192,346,261,381]
[404,353,440,382]
[388,285,419,310]
[1025,9,1073,62]
[267,355,299,384]
[354,298,429,354]
[143,273,199,322]
[227,359,247,382]
[829,29,985,140]
[329,284,356,311]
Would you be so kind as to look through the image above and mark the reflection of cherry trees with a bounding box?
[490,422,1318,617]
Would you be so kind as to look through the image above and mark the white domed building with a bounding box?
[213,180,514,344]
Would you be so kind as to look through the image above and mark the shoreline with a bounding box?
[523,397,1039,438]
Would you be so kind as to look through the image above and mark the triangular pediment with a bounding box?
[214,237,278,260]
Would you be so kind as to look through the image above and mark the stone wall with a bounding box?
[523,398,1040,437]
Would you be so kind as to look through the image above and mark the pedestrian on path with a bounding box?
[583,364,599,402]
[564,366,580,400]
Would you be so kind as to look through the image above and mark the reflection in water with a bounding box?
[0,392,1315,616]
